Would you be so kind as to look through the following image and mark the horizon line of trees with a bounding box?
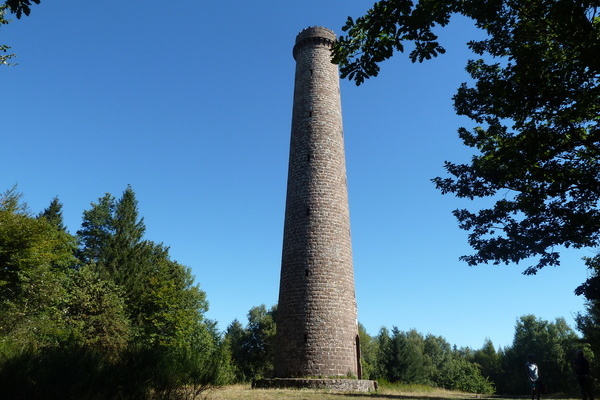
[226,304,596,396]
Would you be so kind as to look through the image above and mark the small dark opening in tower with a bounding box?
[308,111,312,117]
[306,208,310,216]
[310,69,313,76]
[305,268,309,277]
[304,334,308,343]
[307,153,311,162]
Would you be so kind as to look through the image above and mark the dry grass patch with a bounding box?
[204,384,494,400]
[203,384,583,400]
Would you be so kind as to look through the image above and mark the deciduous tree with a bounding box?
[500,315,582,394]
[4,0,41,18]
[225,304,276,381]
[358,322,378,379]
[332,0,600,297]
[0,5,15,66]
[1,0,43,67]
[0,187,77,346]
[65,265,131,359]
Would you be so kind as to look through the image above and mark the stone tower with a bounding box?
[274,26,360,379]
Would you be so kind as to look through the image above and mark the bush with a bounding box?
[0,341,229,400]
[438,357,495,394]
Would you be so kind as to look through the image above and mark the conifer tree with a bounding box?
[37,197,67,232]
[77,193,115,268]
[77,186,212,349]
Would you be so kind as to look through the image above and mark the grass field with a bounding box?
[201,384,581,400]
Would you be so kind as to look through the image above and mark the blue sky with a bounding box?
[1,1,591,350]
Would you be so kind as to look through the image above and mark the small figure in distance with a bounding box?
[573,349,594,400]
[526,354,541,400]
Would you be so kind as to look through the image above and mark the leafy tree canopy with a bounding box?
[0,186,77,346]
[77,186,210,349]
[332,1,600,293]
[0,5,15,66]
[225,304,276,381]
[1,0,43,67]
[500,315,583,393]
[37,196,67,232]
[4,0,40,18]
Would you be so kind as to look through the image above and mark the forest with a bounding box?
[0,185,598,399]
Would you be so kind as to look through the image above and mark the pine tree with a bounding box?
[77,193,115,268]
[77,186,213,349]
[37,197,67,232]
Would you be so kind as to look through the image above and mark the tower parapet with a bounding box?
[292,26,337,60]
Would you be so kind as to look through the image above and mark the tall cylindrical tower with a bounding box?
[274,26,360,379]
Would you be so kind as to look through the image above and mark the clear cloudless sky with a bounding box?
[1,1,592,350]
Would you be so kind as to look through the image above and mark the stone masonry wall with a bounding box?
[274,27,359,379]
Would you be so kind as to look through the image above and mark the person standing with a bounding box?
[527,354,541,400]
[573,349,594,400]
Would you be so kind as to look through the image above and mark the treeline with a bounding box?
[225,305,595,395]
[1,185,598,399]
[0,186,232,399]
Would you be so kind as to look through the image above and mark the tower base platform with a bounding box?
[253,378,377,392]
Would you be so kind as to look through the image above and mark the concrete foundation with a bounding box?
[253,378,378,392]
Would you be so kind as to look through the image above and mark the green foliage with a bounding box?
[438,356,495,394]
[333,0,600,298]
[77,193,115,268]
[65,265,131,360]
[4,0,41,19]
[498,315,583,394]
[0,187,78,347]
[225,304,277,381]
[366,318,583,395]
[0,341,229,400]
[0,5,15,66]
[472,338,502,385]
[332,0,455,85]
[380,327,431,384]
[372,326,493,393]
[358,322,377,379]
[133,248,210,348]
[77,186,211,350]
[576,297,600,382]
[1,0,43,68]
[37,197,67,232]
[424,333,453,383]
[0,185,228,398]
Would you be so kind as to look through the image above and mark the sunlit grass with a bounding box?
[204,383,582,400]
[206,383,472,400]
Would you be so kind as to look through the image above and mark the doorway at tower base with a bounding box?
[253,378,377,392]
